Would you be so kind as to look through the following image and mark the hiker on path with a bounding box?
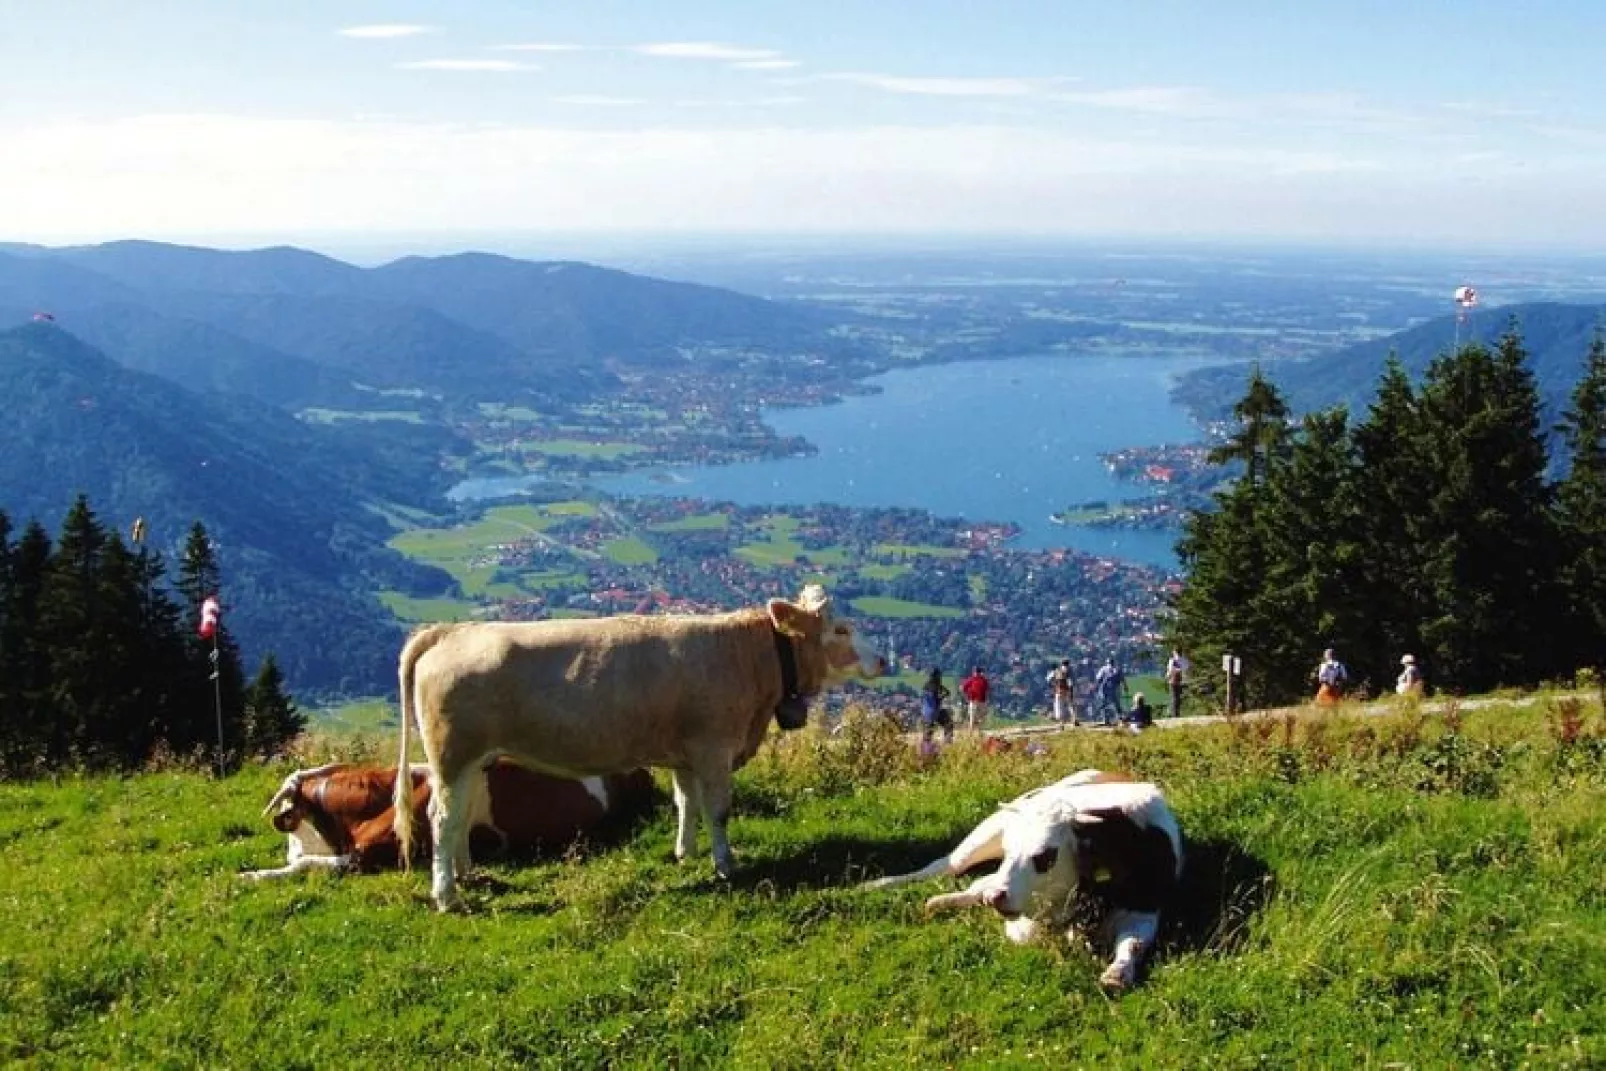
[960,666,991,732]
[921,668,954,743]
[1046,660,1075,729]
[1315,648,1349,705]
[1164,648,1190,719]
[1396,654,1424,698]
[1092,657,1129,726]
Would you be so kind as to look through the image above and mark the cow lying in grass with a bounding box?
[396,583,885,910]
[244,760,655,880]
[860,769,1183,991]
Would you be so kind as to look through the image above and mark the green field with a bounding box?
[872,542,966,559]
[388,505,583,599]
[519,439,646,460]
[299,408,425,425]
[601,536,659,566]
[647,512,731,533]
[851,595,967,619]
[2,699,1602,1065]
[735,515,851,568]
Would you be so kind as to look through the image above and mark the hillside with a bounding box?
[0,699,1600,1064]
[0,323,461,693]
[1174,301,1606,420]
[1,241,856,405]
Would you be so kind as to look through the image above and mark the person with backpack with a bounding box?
[1315,648,1349,705]
[921,668,954,743]
[1092,657,1129,726]
[1396,654,1424,698]
[1045,659,1075,729]
[960,666,991,732]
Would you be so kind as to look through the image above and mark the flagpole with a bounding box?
[211,631,224,778]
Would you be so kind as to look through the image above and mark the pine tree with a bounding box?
[1351,357,1430,684]
[243,653,304,758]
[1207,366,1292,488]
[36,496,115,764]
[0,521,52,772]
[1413,330,1560,691]
[1556,331,1606,675]
[1254,407,1370,700]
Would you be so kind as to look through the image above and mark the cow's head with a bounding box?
[973,804,1085,942]
[769,583,886,684]
[262,773,311,833]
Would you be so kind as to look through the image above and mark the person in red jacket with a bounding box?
[960,666,991,732]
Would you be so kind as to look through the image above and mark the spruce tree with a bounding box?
[0,521,51,772]
[36,496,114,764]
[1413,330,1559,691]
[1255,407,1370,700]
[1207,366,1292,488]
[243,654,304,758]
[1556,332,1606,675]
[1351,357,1430,684]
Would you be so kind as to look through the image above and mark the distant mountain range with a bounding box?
[0,240,865,695]
[0,240,854,408]
[1174,301,1606,421]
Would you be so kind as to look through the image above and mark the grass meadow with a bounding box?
[2,697,1603,1067]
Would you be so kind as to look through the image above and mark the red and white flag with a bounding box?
[198,595,221,640]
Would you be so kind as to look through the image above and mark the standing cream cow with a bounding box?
[396,584,883,910]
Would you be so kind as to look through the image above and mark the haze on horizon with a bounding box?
[4,1,1606,251]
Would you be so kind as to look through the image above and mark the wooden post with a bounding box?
[1222,653,1235,715]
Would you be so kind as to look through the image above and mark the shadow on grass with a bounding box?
[1159,835,1275,956]
[720,834,958,894]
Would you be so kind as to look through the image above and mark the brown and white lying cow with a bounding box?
[243,760,655,880]
[860,769,1183,992]
[396,583,884,910]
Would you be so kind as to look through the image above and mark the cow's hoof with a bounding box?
[1098,965,1133,993]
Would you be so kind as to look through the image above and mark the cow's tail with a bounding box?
[394,624,451,872]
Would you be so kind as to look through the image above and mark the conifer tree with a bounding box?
[243,653,304,758]
[36,496,115,763]
[1556,332,1606,674]
[1351,357,1430,682]
[0,520,52,772]
[1254,407,1370,700]
[1413,330,1559,690]
[1207,366,1292,488]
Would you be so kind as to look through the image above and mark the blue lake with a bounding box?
[453,353,1226,568]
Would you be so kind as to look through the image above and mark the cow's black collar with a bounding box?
[773,629,809,730]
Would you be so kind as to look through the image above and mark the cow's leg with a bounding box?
[241,854,353,881]
[860,806,1011,891]
[430,767,477,911]
[1099,909,1160,992]
[671,768,703,863]
[687,754,736,879]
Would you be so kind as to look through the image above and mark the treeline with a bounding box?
[0,496,302,777]
[1171,326,1606,707]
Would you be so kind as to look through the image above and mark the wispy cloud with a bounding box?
[491,42,587,53]
[731,59,799,71]
[1049,87,1220,116]
[553,95,645,107]
[633,42,782,62]
[339,24,437,39]
[673,96,807,109]
[396,59,532,73]
[824,73,1037,97]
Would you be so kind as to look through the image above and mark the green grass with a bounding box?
[520,439,646,460]
[735,515,851,568]
[647,512,731,533]
[2,699,1602,1066]
[3,700,1606,1066]
[851,595,967,619]
[601,536,659,566]
[858,562,912,582]
[871,542,966,559]
[377,591,480,623]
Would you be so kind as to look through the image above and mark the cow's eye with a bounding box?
[1031,848,1059,874]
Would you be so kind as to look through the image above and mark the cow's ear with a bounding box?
[768,598,813,638]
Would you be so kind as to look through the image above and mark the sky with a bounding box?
[3,1,1606,249]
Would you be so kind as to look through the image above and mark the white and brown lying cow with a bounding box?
[860,769,1183,992]
[396,583,884,910]
[243,760,655,880]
